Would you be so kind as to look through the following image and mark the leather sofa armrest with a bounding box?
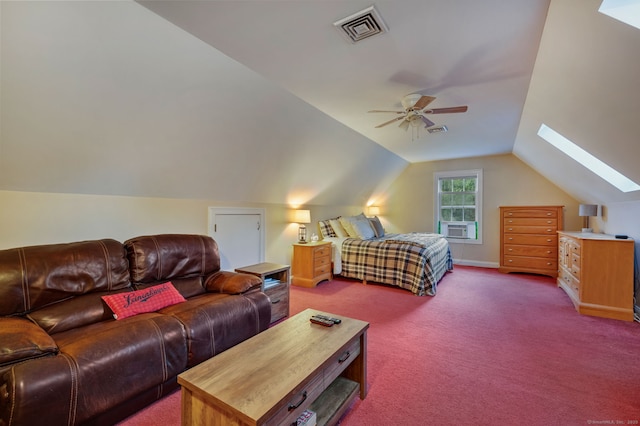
[204,271,262,295]
[0,317,58,367]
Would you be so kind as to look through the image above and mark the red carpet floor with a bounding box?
[119,266,640,425]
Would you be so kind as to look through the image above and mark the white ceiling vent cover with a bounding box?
[334,6,389,43]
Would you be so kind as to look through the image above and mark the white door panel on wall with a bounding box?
[208,208,265,271]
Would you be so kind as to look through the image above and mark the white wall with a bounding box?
[384,154,580,267]
[0,190,363,267]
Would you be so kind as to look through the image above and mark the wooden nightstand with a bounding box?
[235,262,290,324]
[291,241,332,288]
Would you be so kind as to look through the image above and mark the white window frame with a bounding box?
[434,169,483,245]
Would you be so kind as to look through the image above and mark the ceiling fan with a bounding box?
[369,94,468,131]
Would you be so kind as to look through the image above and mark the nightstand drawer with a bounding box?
[313,245,331,258]
[314,254,330,268]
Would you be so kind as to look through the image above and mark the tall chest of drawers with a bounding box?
[557,231,634,321]
[499,206,564,277]
[292,241,332,287]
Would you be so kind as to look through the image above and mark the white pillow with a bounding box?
[351,218,376,239]
[339,216,357,237]
[329,219,349,237]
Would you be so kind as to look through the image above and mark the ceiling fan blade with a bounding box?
[412,95,436,110]
[375,116,406,128]
[420,115,435,128]
[368,110,405,114]
[398,119,410,131]
[425,106,468,114]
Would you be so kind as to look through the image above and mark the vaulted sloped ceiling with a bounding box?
[514,0,640,205]
[0,1,406,206]
[2,0,639,207]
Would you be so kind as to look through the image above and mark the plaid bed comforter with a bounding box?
[340,233,453,296]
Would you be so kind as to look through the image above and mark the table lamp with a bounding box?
[578,204,598,233]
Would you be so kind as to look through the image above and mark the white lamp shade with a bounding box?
[368,206,380,216]
[578,204,598,217]
[292,209,311,224]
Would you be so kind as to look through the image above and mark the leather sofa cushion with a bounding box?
[160,292,270,367]
[125,234,220,284]
[0,317,58,367]
[0,239,131,316]
[28,290,124,334]
[4,313,188,425]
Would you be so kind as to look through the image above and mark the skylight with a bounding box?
[537,124,640,193]
[599,0,640,30]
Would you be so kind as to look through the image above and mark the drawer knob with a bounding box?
[508,237,513,240]
[508,228,513,231]
[508,260,513,263]
[547,239,552,242]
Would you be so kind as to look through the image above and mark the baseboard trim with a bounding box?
[452,260,499,268]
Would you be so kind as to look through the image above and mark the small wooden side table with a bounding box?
[235,262,290,324]
[292,241,332,288]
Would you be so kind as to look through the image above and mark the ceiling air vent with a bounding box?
[428,126,448,134]
[333,5,389,43]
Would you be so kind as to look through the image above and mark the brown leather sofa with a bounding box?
[0,234,271,426]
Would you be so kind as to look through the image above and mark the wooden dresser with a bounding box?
[557,231,635,321]
[499,205,564,277]
[292,241,332,287]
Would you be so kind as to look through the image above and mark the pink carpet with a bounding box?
[119,266,640,425]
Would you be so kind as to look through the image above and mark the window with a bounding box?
[435,169,482,244]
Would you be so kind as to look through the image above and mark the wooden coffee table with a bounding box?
[178,308,368,426]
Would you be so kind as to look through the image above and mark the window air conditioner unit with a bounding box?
[447,224,468,238]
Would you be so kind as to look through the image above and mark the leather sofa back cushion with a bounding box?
[102,282,186,320]
[0,239,131,316]
[125,234,220,284]
[28,291,120,334]
[0,317,58,367]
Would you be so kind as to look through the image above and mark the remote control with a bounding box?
[310,317,334,327]
[313,314,342,324]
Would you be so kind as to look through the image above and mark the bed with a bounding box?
[319,215,453,296]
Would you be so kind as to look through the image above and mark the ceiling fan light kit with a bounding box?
[369,93,467,139]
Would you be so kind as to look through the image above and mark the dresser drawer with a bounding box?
[559,268,580,295]
[503,209,559,218]
[504,234,557,246]
[503,218,557,227]
[504,245,556,258]
[503,256,557,270]
[503,225,557,234]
